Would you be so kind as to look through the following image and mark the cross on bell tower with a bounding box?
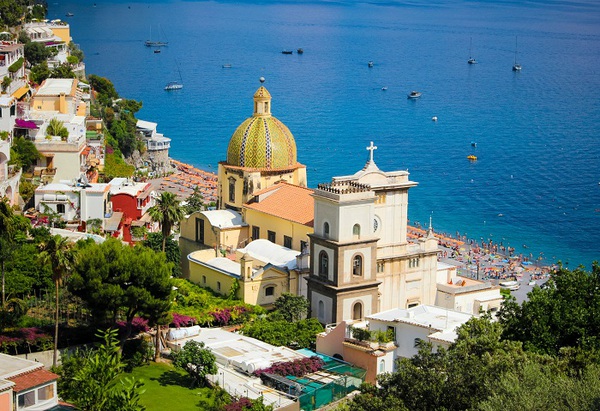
[366,141,377,163]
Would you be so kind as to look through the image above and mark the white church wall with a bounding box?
[339,203,372,243]
[314,199,340,241]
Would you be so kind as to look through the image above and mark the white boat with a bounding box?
[468,37,477,64]
[145,25,168,47]
[368,61,374,67]
[407,91,422,99]
[512,36,522,71]
[500,280,520,291]
[165,60,183,91]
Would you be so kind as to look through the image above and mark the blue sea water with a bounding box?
[49,0,600,268]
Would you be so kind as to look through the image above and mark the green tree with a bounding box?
[68,41,85,63]
[9,136,41,171]
[142,232,181,277]
[1,76,11,93]
[182,186,204,215]
[29,62,51,84]
[172,340,217,387]
[242,317,323,349]
[24,41,51,66]
[38,235,76,367]
[499,263,600,356]
[273,293,309,322]
[148,191,184,254]
[46,118,69,139]
[0,199,28,309]
[56,329,146,411]
[49,63,75,79]
[69,239,173,341]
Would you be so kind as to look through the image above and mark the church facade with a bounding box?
[307,143,439,325]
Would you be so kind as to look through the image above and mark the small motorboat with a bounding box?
[407,91,422,99]
[368,61,374,67]
[153,49,161,53]
[281,50,293,55]
[297,48,304,54]
[66,12,74,17]
[222,64,232,68]
[431,116,438,122]
[467,155,477,161]
[468,58,477,65]
[381,86,388,91]
[164,81,183,91]
[471,141,477,147]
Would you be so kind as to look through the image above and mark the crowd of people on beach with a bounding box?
[157,159,218,205]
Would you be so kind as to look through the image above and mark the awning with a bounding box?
[104,212,123,232]
[12,85,30,100]
[14,118,38,129]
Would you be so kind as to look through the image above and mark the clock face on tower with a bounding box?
[373,216,381,233]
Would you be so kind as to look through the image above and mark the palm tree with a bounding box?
[148,191,184,253]
[38,235,75,367]
[147,191,183,361]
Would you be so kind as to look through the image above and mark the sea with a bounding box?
[47,0,600,268]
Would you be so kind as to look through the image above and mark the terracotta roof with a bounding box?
[10,368,58,393]
[244,182,314,227]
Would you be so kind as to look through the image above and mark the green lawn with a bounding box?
[125,363,217,411]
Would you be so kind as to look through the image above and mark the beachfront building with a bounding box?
[307,146,439,325]
[108,178,155,243]
[217,84,307,212]
[435,273,503,315]
[316,305,474,383]
[0,95,18,133]
[136,119,171,176]
[187,238,309,307]
[0,353,60,410]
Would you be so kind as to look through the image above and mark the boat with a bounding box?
[153,49,161,54]
[368,61,374,67]
[512,36,522,71]
[407,91,422,99]
[471,141,477,147]
[381,86,388,91]
[297,48,304,54]
[499,280,520,291]
[281,50,293,55]
[66,12,74,17]
[467,155,477,161]
[145,25,168,47]
[222,64,232,68]
[468,37,477,64]
[164,60,183,91]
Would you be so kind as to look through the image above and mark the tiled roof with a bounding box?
[244,182,314,227]
[11,368,58,393]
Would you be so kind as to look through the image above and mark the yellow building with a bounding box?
[217,84,307,211]
[31,78,86,115]
[188,239,308,307]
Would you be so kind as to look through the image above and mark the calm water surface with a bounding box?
[49,0,600,268]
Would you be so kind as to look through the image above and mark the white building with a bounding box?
[136,119,171,175]
[0,134,21,206]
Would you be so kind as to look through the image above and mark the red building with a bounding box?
[108,178,155,243]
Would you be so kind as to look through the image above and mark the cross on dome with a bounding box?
[366,141,377,162]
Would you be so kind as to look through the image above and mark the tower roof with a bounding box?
[226,85,298,170]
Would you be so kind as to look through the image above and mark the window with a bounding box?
[252,226,260,240]
[196,218,204,243]
[264,102,269,112]
[387,326,396,342]
[300,240,308,252]
[265,286,275,296]
[375,194,386,204]
[57,203,65,214]
[202,275,206,284]
[352,302,363,320]
[373,218,379,232]
[352,255,363,276]
[323,222,329,238]
[379,360,385,373]
[284,235,292,249]
[377,262,385,273]
[318,251,329,276]
[228,178,235,202]
[217,281,221,291]
[318,300,325,321]
[409,258,420,268]
[38,384,54,401]
[408,302,419,309]
[414,337,423,348]
[10,104,16,116]
[18,391,36,407]
[352,224,361,239]
[268,230,276,243]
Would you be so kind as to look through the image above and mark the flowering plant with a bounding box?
[254,356,325,378]
[171,313,196,328]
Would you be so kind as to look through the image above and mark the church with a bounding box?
[179,81,499,320]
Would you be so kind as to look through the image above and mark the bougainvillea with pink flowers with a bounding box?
[254,356,325,378]
[0,328,52,354]
[171,313,196,328]
[116,317,149,335]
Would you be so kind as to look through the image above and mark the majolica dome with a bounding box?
[226,86,298,170]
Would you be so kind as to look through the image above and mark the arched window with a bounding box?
[318,300,325,320]
[352,224,361,239]
[202,275,206,284]
[352,302,363,320]
[228,178,235,202]
[323,222,330,238]
[265,286,275,296]
[379,360,385,373]
[352,255,363,276]
[319,251,329,276]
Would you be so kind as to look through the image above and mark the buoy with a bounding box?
[432,116,438,121]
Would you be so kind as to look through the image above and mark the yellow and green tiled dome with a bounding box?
[226,86,298,170]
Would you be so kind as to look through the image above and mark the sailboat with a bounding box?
[512,36,522,71]
[164,60,183,91]
[467,37,477,64]
[145,25,168,47]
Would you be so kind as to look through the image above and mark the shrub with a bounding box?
[171,312,196,328]
[254,356,325,378]
[116,316,149,335]
[0,327,52,354]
